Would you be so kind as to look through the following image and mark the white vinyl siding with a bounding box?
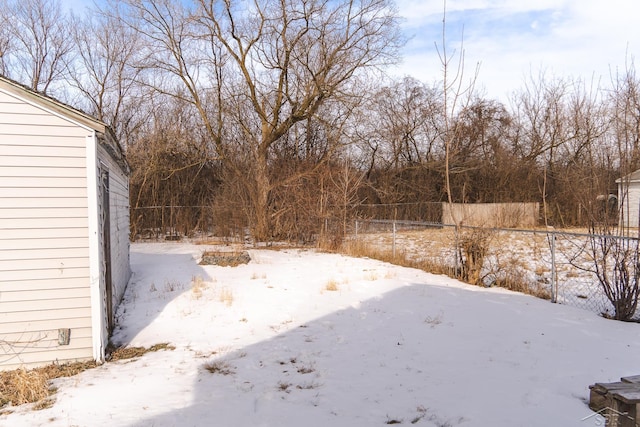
[98,144,131,307]
[618,173,640,228]
[0,89,94,370]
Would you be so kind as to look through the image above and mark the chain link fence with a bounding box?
[130,204,639,320]
[130,205,248,242]
[345,218,640,321]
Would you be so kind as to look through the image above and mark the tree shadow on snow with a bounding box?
[123,272,623,427]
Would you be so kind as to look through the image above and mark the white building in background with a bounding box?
[617,169,640,229]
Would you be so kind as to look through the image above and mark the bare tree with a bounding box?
[356,77,444,206]
[67,9,147,147]
[1,0,73,93]
[115,0,402,241]
[192,0,402,240]
[435,0,479,277]
[511,72,574,226]
[0,10,10,76]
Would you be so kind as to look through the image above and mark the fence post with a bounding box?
[392,221,396,258]
[551,232,557,303]
[355,220,358,239]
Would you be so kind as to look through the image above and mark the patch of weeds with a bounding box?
[364,271,379,281]
[424,313,443,328]
[325,279,339,292]
[411,406,428,424]
[385,417,403,424]
[203,360,235,375]
[0,360,97,409]
[191,275,207,299]
[277,381,293,393]
[1,343,174,411]
[219,287,234,306]
[163,280,183,292]
[149,283,157,292]
[296,381,321,390]
[107,342,175,361]
[32,397,55,411]
[534,265,549,276]
[297,366,314,374]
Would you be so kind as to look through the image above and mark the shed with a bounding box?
[616,169,640,228]
[0,76,131,370]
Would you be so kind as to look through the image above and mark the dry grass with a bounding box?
[492,277,552,300]
[0,359,98,410]
[191,275,207,299]
[218,287,234,306]
[107,342,175,361]
[339,238,456,277]
[0,343,175,411]
[336,235,550,300]
[325,279,339,291]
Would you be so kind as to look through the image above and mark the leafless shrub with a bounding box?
[457,229,492,286]
[581,231,640,320]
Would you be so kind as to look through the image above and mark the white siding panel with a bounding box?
[0,318,92,335]
[1,347,94,371]
[97,144,131,312]
[0,236,89,251]
[0,177,87,188]
[0,207,88,218]
[1,166,86,178]
[0,217,89,230]
[1,277,89,291]
[0,144,85,157]
[0,124,89,138]
[1,287,90,302]
[0,257,88,273]
[0,187,87,199]
[0,100,39,114]
[0,307,91,324]
[0,88,96,370]
[0,134,87,147]
[1,155,86,168]
[0,296,91,313]
[0,328,91,352]
[0,111,83,127]
[0,227,88,239]
[0,247,88,261]
[0,197,87,208]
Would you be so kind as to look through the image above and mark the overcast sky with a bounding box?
[392,0,640,101]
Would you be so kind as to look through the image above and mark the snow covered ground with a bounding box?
[2,242,639,427]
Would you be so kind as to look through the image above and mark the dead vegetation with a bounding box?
[0,343,174,412]
[332,227,553,301]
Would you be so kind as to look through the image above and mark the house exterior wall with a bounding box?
[0,90,95,370]
[97,144,131,317]
[618,179,640,228]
